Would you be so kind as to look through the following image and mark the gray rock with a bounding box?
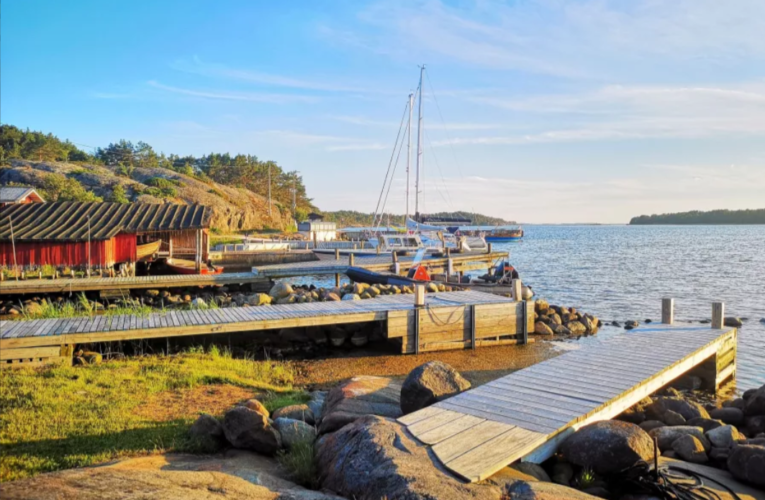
[190,297,206,308]
[646,397,710,421]
[724,317,743,327]
[534,321,554,335]
[509,462,551,482]
[746,415,765,435]
[188,414,225,450]
[649,426,710,451]
[639,420,666,432]
[671,434,708,463]
[551,462,574,485]
[341,293,360,301]
[400,361,471,414]
[269,282,293,300]
[272,404,315,425]
[662,410,686,426]
[319,376,402,434]
[502,481,602,499]
[709,407,745,426]
[272,417,316,449]
[566,321,587,335]
[706,425,745,448]
[709,446,731,462]
[316,416,502,500]
[560,421,655,475]
[223,407,282,455]
[727,444,765,487]
[686,417,724,432]
[743,386,765,416]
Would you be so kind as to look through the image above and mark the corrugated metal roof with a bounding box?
[0,187,43,203]
[0,202,212,242]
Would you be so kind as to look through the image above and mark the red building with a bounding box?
[0,187,45,207]
[0,202,212,269]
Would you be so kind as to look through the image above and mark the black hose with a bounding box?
[617,461,743,500]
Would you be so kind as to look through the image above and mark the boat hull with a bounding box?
[345,267,420,287]
[484,236,523,242]
[165,258,224,275]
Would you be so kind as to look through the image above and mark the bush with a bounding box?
[144,186,178,199]
[146,176,181,189]
[107,184,130,203]
[39,173,103,202]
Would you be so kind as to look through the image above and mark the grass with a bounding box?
[260,390,311,413]
[0,348,296,482]
[15,294,156,321]
[277,439,318,489]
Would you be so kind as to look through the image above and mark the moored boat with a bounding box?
[136,239,162,261]
[165,258,224,275]
[484,227,524,242]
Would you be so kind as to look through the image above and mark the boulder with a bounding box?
[501,481,602,499]
[727,444,765,487]
[223,407,282,455]
[639,420,665,432]
[190,297,206,308]
[724,317,743,327]
[272,404,315,425]
[307,391,326,421]
[686,417,723,432]
[671,434,708,463]
[743,386,765,416]
[510,462,551,482]
[746,415,765,435]
[551,462,574,485]
[551,325,572,335]
[534,322,554,335]
[188,414,225,450]
[662,410,686,426]
[342,293,360,301]
[244,399,270,418]
[324,292,341,301]
[248,293,272,306]
[709,446,731,463]
[566,321,587,335]
[649,426,710,451]
[400,361,471,414]
[426,282,439,293]
[706,425,744,448]
[272,417,316,449]
[548,313,562,325]
[535,299,550,313]
[646,397,710,421]
[352,282,370,295]
[319,376,402,434]
[709,407,744,426]
[560,421,655,475]
[316,415,502,500]
[269,282,293,300]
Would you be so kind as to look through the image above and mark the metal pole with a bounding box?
[268,164,272,217]
[406,92,413,225]
[87,215,91,275]
[415,65,425,228]
[9,217,18,281]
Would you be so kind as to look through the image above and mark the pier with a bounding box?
[0,290,532,367]
[398,301,737,483]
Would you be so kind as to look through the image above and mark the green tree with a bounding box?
[107,184,129,203]
[40,173,103,202]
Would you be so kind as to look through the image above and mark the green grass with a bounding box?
[277,439,318,488]
[15,295,156,321]
[0,349,295,482]
[260,390,311,413]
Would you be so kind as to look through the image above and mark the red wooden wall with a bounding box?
[0,233,137,268]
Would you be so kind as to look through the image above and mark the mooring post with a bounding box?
[487,242,492,254]
[662,298,674,325]
[392,251,400,275]
[414,284,425,307]
[470,304,476,350]
[349,253,355,267]
[712,302,725,329]
[511,279,523,302]
[523,300,533,345]
[335,248,341,287]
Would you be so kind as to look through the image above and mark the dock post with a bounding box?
[349,254,355,267]
[522,300,533,345]
[470,304,476,350]
[487,242,492,254]
[712,302,725,329]
[446,247,454,277]
[414,284,425,354]
[511,279,522,302]
[335,249,341,287]
[662,298,674,325]
[392,251,400,275]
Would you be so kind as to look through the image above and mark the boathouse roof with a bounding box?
[0,202,212,242]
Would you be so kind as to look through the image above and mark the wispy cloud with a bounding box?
[147,80,316,104]
[330,115,500,130]
[252,129,386,152]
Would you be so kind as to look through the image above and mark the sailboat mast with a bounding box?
[406,92,413,226]
[415,65,425,226]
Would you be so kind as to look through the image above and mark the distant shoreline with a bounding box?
[630,208,765,225]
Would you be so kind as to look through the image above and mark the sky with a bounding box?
[2,0,765,223]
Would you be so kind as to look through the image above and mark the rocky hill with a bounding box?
[0,160,293,232]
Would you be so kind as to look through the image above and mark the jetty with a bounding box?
[398,301,737,483]
[0,289,532,366]
[0,250,507,295]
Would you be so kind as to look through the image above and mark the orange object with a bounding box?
[408,265,431,281]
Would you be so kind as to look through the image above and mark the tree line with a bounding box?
[630,209,765,225]
[321,210,512,227]
[0,125,313,214]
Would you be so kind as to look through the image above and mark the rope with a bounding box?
[616,461,743,500]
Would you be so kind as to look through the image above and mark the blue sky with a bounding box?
[3,0,764,223]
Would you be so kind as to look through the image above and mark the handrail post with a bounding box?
[662,298,674,325]
[712,302,725,329]
[511,279,522,302]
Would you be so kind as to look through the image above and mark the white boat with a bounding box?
[313,233,430,260]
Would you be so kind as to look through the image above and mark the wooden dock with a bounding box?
[399,315,737,483]
[0,290,532,366]
[252,251,508,278]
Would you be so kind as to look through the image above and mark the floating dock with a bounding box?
[0,290,531,367]
[399,315,737,482]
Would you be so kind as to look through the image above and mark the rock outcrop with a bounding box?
[560,421,655,474]
[399,361,471,414]
[223,406,282,455]
[319,376,402,434]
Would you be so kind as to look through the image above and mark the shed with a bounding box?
[297,220,336,242]
[0,202,212,269]
[0,187,45,207]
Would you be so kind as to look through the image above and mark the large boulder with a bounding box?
[188,413,225,451]
[400,361,471,415]
[272,418,316,449]
[709,407,745,426]
[706,425,744,448]
[649,426,710,451]
[272,404,315,425]
[560,421,655,474]
[316,415,501,500]
[269,282,293,300]
[534,322,554,335]
[646,397,710,421]
[223,407,282,455]
[743,385,765,416]
[319,376,402,434]
[727,445,765,487]
[671,434,708,463]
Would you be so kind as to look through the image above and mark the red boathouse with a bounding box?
[0,202,212,269]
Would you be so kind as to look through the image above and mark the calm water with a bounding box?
[494,225,765,392]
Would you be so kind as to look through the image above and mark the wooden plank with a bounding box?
[471,385,593,417]
[431,420,514,464]
[407,410,466,435]
[435,400,557,434]
[0,345,61,360]
[412,414,486,445]
[452,392,574,425]
[484,381,601,411]
[396,406,446,426]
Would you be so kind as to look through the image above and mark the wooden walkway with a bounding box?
[399,323,737,483]
[252,251,508,278]
[0,291,526,365]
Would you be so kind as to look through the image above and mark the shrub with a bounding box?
[277,439,318,489]
[146,176,181,189]
[107,184,130,203]
[144,186,177,199]
[39,173,103,202]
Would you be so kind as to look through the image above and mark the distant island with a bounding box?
[630,208,765,225]
[322,210,512,227]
